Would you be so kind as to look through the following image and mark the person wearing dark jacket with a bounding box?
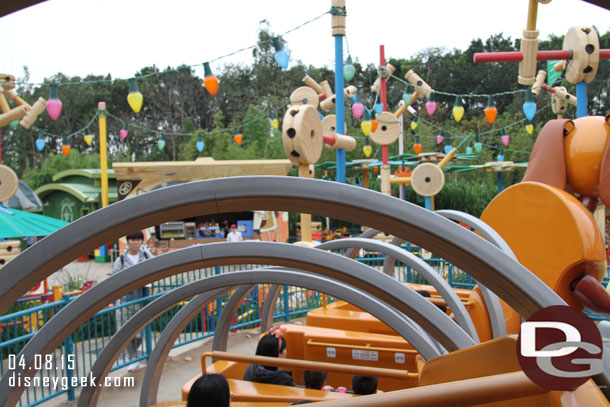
[243,330,295,386]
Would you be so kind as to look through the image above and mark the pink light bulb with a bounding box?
[352,102,364,119]
[501,134,510,146]
[46,84,62,120]
[426,101,437,116]
[436,134,444,144]
[120,128,128,140]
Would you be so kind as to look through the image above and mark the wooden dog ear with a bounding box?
[522,119,573,189]
[599,113,610,207]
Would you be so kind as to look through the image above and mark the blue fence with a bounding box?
[1,247,609,406]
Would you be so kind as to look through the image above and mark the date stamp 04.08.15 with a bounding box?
[7,354,135,390]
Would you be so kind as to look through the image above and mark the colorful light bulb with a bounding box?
[120,123,128,140]
[474,134,482,153]
[522,88,536,120]
[444,136,453,154]
[501,128,510,146]
[374,103,384,115]
[452,96,464,122]
[361,121,372,136]
[9,120,19,129]
[352,95,364,119]
[363,138,372,157]
[370,119,378,133]
[196,134,205,152]
[497,149,504,162]
[525,121,534,135]
[84,134,93,145]
[46,84,62,120]
[410,116,418,131]
[35,133,45,151]
[234,133,243,145]
[436,130,444,145]
[127,78,143,113]
[61,137,70,156]
[413,135,422,155]
[272,37,289,70]
[402,84,413,106]
[484,95,497,124]
[158,133,166,151]
[344,55,355,82]
[203,62,219,96]
[425,92,437,116]
[466,142,473,155]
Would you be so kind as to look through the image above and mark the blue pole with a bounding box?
[335,35,346,183]
[424,197,431,211]
[576,81,587,118]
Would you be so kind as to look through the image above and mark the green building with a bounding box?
[35,169,117,223]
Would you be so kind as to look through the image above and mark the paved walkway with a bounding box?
[41,328,261,407]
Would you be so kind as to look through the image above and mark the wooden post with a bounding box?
[98,102,109,208]
[298,165,312,242]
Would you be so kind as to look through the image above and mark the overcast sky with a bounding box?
[0,0,609,84]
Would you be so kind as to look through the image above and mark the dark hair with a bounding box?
[255,333,286,358]
[415,289,431,297]
[187,374,230,407]
[126,231,144,241]
[303,370,327,390]
[352,375,377,395]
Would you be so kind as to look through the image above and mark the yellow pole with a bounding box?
[98,102,109,208]
[526,0,538,31]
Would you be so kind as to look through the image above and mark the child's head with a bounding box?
[303,370,327,390]
[187,374,230,407]
[352,375,378,395]
[255,333,287,358]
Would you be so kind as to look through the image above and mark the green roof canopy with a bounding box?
[0,206,68,238]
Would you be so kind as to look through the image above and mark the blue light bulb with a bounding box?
[444,144,453,154]
[274,49,289,70]
[522,89,537,121]
[196,140,205,152]
[35,135,45,151]
[374,103,384,114]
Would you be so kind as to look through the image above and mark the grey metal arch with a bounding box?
[74,269,441,406]
[1,177,608,395]
[345,227,381,258]
[212,285,255,353]
[435,209,514,338]
[379,211,508,339]
[260,284,282,333]
[1,242,464,407]
[318,238,479,342]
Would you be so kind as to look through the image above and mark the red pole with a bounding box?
[474,49,610,64]
[379,45,389,165]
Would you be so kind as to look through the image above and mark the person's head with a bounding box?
[187,373,230,407]
[303,370,327,390]
[352,375,378,395]
[230,224,237,231]
[125,231,144,254]
[255,333,287,359]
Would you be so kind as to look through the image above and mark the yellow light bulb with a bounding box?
[526,124,534,135]
[271,119,279,130]
[84,134,93,145]
[127,78,143,113]
[361,121,372,136]
[452,105,464,122]
[363,145,372,157]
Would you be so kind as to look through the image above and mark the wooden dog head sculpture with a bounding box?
[522,113,610,209]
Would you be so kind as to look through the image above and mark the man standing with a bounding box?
[226,224,243,242]
[112,231,153,371]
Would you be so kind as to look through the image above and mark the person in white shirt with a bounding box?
[111,231,153,371]
[226,224,243,242]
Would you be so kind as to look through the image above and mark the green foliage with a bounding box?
[22,151,103,190]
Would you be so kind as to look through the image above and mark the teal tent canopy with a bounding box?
[0,206,68,238]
